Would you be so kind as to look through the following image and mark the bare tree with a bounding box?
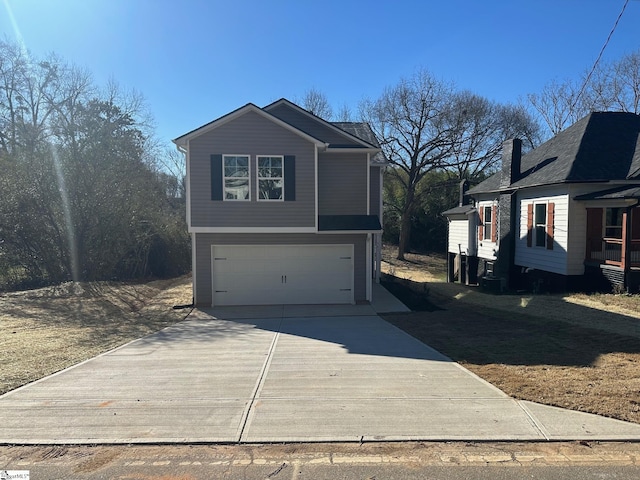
[444,92,540,181]
[299,88,333,119]
[360,69,458,259]
[589,50,640,113]
[528,48,640,137]
[335,102,353,122]
[527,78,587,135]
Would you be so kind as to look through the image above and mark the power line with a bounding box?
[571,0,630,112]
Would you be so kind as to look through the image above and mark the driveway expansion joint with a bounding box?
[237,314,283,443]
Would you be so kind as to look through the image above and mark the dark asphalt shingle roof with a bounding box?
[318,215,382,232]
[442,205,476,216]
[332,122,381,148]
[574,185,640,201]
[332,122,387,165]
[468,112,640,195]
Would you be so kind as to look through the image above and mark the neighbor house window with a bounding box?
[257,156,283,201]
[223,155,250,200]
[605,207,623,239]
[483,206,492,241]
[534,203,547,247]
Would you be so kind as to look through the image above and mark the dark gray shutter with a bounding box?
[284,155,295,201]
[211,154,223,201]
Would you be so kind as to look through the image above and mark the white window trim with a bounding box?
[533,201,548,248]
[256,155,284,202]
[223,154,251,201]
[478,202,496,244]
[483,205,493,242]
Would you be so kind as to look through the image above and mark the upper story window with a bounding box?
[223,155,250,201]
[483,206,492,241]
[257,156,283,201]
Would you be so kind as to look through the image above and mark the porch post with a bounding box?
[623,208,632,286]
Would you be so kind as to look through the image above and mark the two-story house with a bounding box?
[173,99,385,307]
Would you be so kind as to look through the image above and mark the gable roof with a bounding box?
[172,103,327,148]
[264,98,379,150]
[468,112,640,195]
[173,99,384,162]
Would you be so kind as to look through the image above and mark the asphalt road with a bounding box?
[2,442,640,480]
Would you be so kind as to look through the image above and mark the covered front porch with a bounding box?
[578,186,640,292]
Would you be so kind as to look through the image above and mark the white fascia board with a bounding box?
[174,103,327,148]
[324,147,380,154]
[189,227,318,234]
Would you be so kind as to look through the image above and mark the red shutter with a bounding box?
[546,202,555,250]
[527,204,533,247]
[491,205,497,243]
[478,207,484,241]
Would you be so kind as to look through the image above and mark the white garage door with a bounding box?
[211,244,354,306]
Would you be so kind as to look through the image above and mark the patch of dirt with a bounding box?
[380,245,640,424]
[0,275,193,395]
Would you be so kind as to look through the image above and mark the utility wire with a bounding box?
[570,0,630,112]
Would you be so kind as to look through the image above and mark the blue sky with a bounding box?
[2,0,639,148]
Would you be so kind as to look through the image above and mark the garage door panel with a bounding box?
[211,245,354,306]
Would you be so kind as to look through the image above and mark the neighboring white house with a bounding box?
[444,112,640,293]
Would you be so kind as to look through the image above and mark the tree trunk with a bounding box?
[397,186,415,260]
[397,209,412,260]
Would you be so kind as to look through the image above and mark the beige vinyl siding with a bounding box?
[318,152,368,215]
[194,232,367,306]
[267,104,360,146]
[189,110,316,228]
[514,187,569,275]
[369,166,381,218]
[448,218,470,254]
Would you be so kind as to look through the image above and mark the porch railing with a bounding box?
[587,238,640,268]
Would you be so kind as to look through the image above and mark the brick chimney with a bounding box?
[458,179,469,207]
[500,138,522,189]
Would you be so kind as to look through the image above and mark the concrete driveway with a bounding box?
[2,297,640,444]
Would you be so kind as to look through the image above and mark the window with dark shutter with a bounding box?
[284,155,295,201]
[546,202,555,250]
[478,207,484,241]
[211,154,223,201]
[527,204,533,247]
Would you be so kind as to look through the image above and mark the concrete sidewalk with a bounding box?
[1,302,640,444]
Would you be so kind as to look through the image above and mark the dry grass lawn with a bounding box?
[381,245,640,424]
[0,276,193,395]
